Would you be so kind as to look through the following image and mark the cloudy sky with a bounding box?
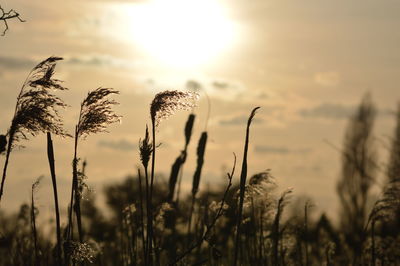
[1,0,399,221]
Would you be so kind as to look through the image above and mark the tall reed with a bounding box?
[46,132,62,264]
[0,57,69,204]
[233,107,260,266]
[272,188,293,266]
[66,87,120,255]
[149,90,198,264]
[31,176,43,266]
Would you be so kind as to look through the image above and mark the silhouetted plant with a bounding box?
[336,93,377,264]
[67,87,120,259]
[187,130,207,236]
[46,132,62,265]
[169,114,195,202]
[148,90,198,264]
[0,56,69,203]
[234,106,260,266]
[31,176,43,266]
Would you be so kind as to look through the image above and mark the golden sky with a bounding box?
[1,0,399,221]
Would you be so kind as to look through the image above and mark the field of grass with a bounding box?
[0,57,400,266]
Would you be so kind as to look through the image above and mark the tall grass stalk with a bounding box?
[272,188,293,266]
[149,90,198,264]
[139,125,152,265]
[0,57,69,204]
[137,168,147,263]
[66,87,120,262]
[304,201,311,266]
[169,153,236,266]
[31,176,42,266]
[46,132,62,265]
[233,107,260,266]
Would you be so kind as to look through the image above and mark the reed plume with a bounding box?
[150,90,198,127]
[0,56,69,203]
[147,90,198,264]
[67,87,120,252]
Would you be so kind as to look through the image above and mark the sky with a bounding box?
[0,0,399,222]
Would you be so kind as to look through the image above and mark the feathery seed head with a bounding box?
[150,90,199,127]
[77,87,121,138]
[11,56,69,145]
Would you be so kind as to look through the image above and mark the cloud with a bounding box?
[212,80,230,90]
[219,115,263,126]
[185,80,202,90]
[97,138,136,151]
[300,103,354,119]
[314,71,341,87]
[0,56,36,70]
[255,145,312,154]
[66,55,136,69]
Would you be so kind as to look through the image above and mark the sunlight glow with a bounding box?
[124,0,235,68]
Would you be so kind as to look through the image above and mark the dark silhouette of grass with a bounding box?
[2,67,400,265]
[0,57,69,205]
[46,132,62,265]
[66,87,120,264]
[234,106,260,266]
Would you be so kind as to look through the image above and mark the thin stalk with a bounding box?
[0,70,31,204]
[187,194,196,244]
[148,119,156,266]
[31,185,39,266]
[47,132,62,265]
[67,126,79,242]
[0,130,13,205]
[234,107,260,266]
[371,220,376,266]
[169,153,236,266]
[137,168,147,264]
[175,166,184,205]
[143,161,150,266]
[304,202,309,266]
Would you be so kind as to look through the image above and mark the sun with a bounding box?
[123,0,235,68]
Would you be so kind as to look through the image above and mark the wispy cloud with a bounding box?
[219,115,263,126]
[255,145,312,154]
[97,138,136,151]
[300,103,354,119]
[66,54,137,69]
[0,56,36,70]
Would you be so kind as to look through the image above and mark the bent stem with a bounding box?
[233,107,260,266]
[47,132,62,265]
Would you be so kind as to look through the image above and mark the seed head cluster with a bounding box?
[77,87,121,138]
[150,90,199,127]
[10,56,69,145]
